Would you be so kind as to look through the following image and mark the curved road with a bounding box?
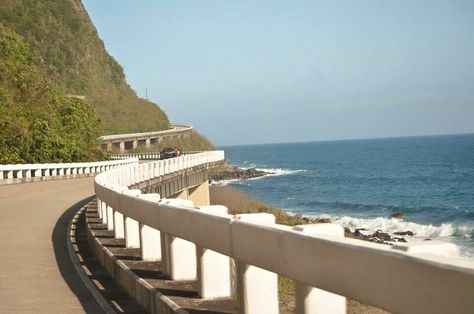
[0,178,103,313]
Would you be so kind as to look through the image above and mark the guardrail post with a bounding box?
[161,198,197,280]
[96,197,102,218]
[293,224,346,314]
[114,211,125,239]
[197,205,232,299]
[125,216,140,248]
[122,189,142,248]
[235,213,279,314]
[138,194,162,261]
[106,204,114,231]
[100,201,107,223]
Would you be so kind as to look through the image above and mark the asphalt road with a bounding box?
[0,178,103,313]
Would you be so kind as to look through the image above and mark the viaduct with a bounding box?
[1,125,474,314]
[99,124,192,153]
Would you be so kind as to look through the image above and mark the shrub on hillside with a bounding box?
[0,24,104,163]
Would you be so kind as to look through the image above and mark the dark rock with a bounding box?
[354,229,364,236]
[372,230,393,241]
[209,166,269,182]
[315,218,331,223]
[344,227,352,237]
[389,212,404,219]
[394,231,414,236]
[394,237,407,243]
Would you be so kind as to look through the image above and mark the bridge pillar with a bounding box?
[119,141,125,153]
[235,213,279,314]
[132,140,138,150]
[293,224,346,314]
[197,205,232,299]
[173,188,189,200]
[188,181,210,206]
[145,138,151,148]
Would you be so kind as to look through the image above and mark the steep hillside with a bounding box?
[0,24,103,163]
[0,0,169,134]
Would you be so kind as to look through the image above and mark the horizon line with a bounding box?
[217,131,474,148]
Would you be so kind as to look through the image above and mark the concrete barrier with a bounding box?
[0,158,138,185]
[93,151,474,314]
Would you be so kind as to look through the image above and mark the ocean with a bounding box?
[220,134,474,258]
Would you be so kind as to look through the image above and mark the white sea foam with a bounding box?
[212,166,305,185]
[255,167,305,177]
[210,178,241,186]
[326,215,473,239]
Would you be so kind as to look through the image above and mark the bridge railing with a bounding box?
[109,151,202,160]
[94,151,474,314]
[0,158,138,185]
[110,152,161,160]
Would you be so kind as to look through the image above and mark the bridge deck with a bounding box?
[0,178,103,313]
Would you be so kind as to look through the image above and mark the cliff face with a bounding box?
[0,0,169,134]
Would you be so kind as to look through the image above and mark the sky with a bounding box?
[82,0,474,146]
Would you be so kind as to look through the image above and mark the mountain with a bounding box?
[0,0,169,134]
[0,24,103,163]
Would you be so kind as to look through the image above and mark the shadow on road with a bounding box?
[51,196,104,313]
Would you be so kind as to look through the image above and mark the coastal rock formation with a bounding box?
[394,231,414,236]
[389,212,404,219]
[209,166,270,182]
[345,228,408,244]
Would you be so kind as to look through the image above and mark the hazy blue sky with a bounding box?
[83,0,474,146]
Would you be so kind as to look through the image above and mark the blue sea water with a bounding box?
[220,134,474,257]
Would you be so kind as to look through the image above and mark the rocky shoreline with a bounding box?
[294,214,413,244]
[208,165,270,183]
[209,166,414,244]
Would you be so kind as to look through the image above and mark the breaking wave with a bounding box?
[326,215,473,239]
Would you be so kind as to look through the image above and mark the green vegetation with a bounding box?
[0,0,169,134]
[0,24,104,163]
[210,185,304,225]
[0,0,215,160]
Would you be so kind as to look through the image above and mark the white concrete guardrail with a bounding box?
[99,124,192,142]
[110,152,161,160]
[109,151,202,160]
[0,158,138,185]
[94,151,474,314]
